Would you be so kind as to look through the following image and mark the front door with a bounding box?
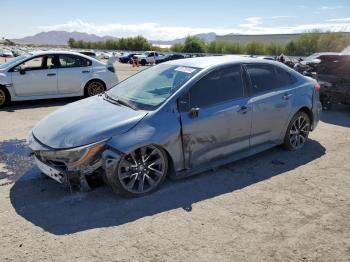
[11,55,58,96]
[179,65,251,169]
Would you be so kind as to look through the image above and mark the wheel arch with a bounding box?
[297,106,314,128]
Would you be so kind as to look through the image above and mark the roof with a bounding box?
[164,55,279,69]
[29,50,99,61]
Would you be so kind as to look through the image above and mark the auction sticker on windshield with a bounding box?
[175,67,196,74]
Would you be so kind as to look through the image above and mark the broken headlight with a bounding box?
[38,139,109,170]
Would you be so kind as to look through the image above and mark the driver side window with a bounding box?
[15,55,54,71]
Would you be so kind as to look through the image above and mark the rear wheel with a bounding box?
[0,87,9,108]
[85,80,105,97]
[107,145,168,197]
[283,111,311,150]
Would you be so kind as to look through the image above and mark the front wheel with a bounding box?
[283,111,311,150]
[106,145,168,197]
[0,87,9,108]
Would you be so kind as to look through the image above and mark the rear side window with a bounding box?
[246,64,278,94]
[190,65,244,108]
[59,55,91,68]
[275,66,296,86]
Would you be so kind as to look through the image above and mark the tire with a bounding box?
[283,111,311,151]
[84,80,105,97]
[141,59,146,66]
[0,87,10,108]
[106,145,168,197]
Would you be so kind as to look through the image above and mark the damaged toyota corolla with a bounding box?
[28,56,322,197]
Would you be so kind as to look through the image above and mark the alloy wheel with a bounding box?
[289,115,310,149]
[118,145,167,194]
[0,89,6,107]
[87,81,104,96]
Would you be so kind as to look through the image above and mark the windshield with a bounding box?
[0,54,30,69]
[107,64,200,110]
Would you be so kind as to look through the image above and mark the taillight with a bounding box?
[314,84,321,91]
[107,65,115,73]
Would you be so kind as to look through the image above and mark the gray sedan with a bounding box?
[28,56,322,197]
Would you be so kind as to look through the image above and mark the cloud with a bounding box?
[270,16,297,19]
[37,18,350,40]
[319,6,343,10]
[327,17,350,22]
[238,17,263,28]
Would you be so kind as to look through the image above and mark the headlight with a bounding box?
[38,139,108,169]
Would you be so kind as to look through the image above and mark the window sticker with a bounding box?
[175,67,196,74]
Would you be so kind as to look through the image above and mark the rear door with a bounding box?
[57,54,93,94]
[245,63,296,146]
[179,65,252,169]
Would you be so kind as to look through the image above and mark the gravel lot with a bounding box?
[0,61,349,262]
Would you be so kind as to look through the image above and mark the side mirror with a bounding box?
[19,68,26,75]
[189,107,200,118]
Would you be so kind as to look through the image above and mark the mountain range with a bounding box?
[12,31,217,46]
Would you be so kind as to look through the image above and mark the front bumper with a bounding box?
[28,133,122,187]
[34,155,67,184]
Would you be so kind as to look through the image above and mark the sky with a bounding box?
[1,0,350,40]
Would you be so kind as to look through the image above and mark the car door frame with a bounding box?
[56,53,93,95]
[177,63,252,170]
[8,54,59,97]
[242,62,296,147]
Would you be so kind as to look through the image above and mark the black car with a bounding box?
[302,54,350,109]
[119,53,138,63]
[155,54,185,64]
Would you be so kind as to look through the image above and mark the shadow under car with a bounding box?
[9,139,325,235]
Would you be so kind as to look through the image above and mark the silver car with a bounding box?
[28,56,322,197]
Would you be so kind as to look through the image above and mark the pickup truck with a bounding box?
[134,51,163,66]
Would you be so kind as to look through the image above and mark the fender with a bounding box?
[106,105,184,172]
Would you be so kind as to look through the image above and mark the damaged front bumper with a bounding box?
[27,133,122,190]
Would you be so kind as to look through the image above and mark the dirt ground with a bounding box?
[0,62,349,262]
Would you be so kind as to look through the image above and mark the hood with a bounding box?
[33,95,148,149]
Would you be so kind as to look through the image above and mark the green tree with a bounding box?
[245,41,264,55]
[171,43,184,52]
[67,38,76,48]
[182,36,206,53]
[265,42,284,56]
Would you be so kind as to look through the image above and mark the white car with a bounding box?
[0,51,119,107]
[134,51,164,65]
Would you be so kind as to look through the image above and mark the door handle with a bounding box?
[47,73,56,76]
[282,93,292,100]
[238,105,249,114]
[82,70,90,73]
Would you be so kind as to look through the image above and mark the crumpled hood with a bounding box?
[33,95,147,149]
